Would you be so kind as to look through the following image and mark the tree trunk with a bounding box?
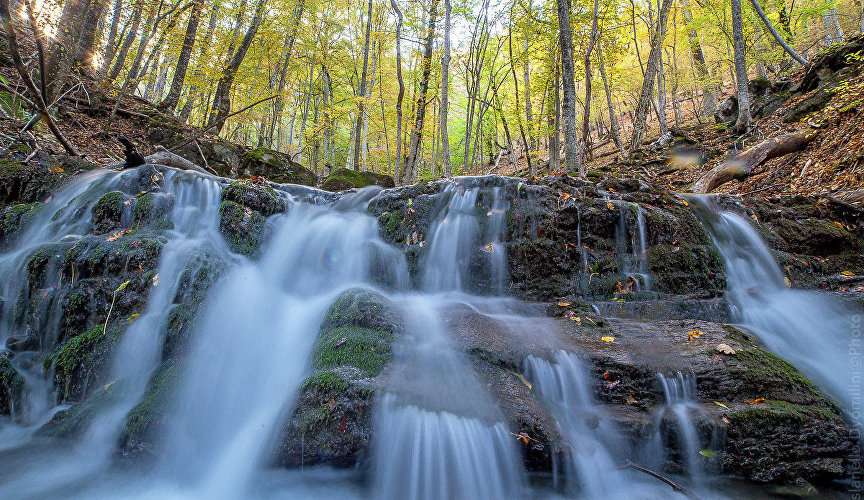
[692,132,814,193]
[822,8,844,44]
[731,0,751,133]
[267,0,306,146]
[555,0,581,174]
[580,0,599,173]
[179,1,220,122]
[100,0,124,73]
[597,48,625,157]
[208,0,268,134]
[43,0,95,103]
[108,2,143,81]
[682,0,717,116]
[628,0,673,153]
[402,0,440,184]
[160,0,204,111]
[747,0,807,65]
[439,0,452,177]
[352,0,374,170]
[390,0,404,171]
[75,0,109,68]
[550,60,560,172]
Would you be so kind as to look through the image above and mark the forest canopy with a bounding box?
[0,0,860,184]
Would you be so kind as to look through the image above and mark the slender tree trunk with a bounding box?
[597,48,625,157]
[100,0,124,72]
[179,1,219,122]
[731,0,751,133]
[747,0,807,64]
[402,0,440,184]
[628,0,673,153]
[555,0,581,174]
[508,18,531,174]
[352,0,374,170]
[208,0,268,133]
[160,0,204,111]
[683,0,717,115]
[267,0,306,146]
[108,2,143,81]
[389,0,405,171]
[440,0,451,177]
[579,0,599,173]
[549,61,560,172]
[822,8,844,44]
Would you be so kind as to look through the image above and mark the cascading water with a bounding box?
[613,201,651,291]
[687,195,858,414]
[656,372,703,480]
[525,350,622,497]
[373,179,526,499]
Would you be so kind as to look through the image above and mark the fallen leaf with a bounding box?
[557,302,571,307]
[722,416,730,424]
[602,370,611,379]
[841,270,855,276]
[601,336,615,342]
[570,316,581,324]
[51,167,64,173]
[506,369,533,390]
[334,337,347,348]
[606,380,620,389]
[106,229,132,242]
[716,344,736,355]
[699,450,717,458]
[606,201,615,210]
[784,277,792,287]
[115,280,131,293]
[687,330,706,341]
[481,242,495,253]
[152,274,159,287]
[714,401,728,409]
[626,395,638,405]
[126,313,140,323]
[747,397,765,404]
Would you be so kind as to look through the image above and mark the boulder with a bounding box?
[240,148,316,186]
[321,168,395,192]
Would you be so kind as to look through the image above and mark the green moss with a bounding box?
[0,202,40,245]
[241,147,316,186]
[43,325,118,402]
[727,399,837,425]
[301,369,349,393]
[219,200,266,257]
[91,191,126,234]
[321,168,372,192]
[732,348,820,395]
[222,179,285,216]
[122,362,182,442]
[0,357,23,415]
[311,326,392,377]
[38,381,124,438]
[132,192,174,227]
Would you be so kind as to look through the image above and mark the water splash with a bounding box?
[656,372,703,480]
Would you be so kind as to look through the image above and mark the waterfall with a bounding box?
[525,350,624,497]
[688,195,857,415]
[372,179,526,499]
[656,372,703,480]
[613,201,651,291]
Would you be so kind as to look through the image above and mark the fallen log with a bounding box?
[691,132,815,193]
[145,146,217,176]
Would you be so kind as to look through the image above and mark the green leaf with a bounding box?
[115,280,131,293]
[126,313,141,323]
[699,450,717,457]
[714,401,728,409]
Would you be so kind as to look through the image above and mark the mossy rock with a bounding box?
[42,325,119,403]
[163,252,227,359]
[319,288,400,332]
[0,156,63,208]
[38,380,125,438]
[321,168,395,192]
[91,190,127,234]
[0,357,23,415]
[276,288,401,468]
[132,191,175,228]
[0,202,40,246]
[648,242,725,295]
[723,400,853,482]
[121,362,182,455]
[219,200,266,257]
[241,147,316,186]
[222,179,286,216]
